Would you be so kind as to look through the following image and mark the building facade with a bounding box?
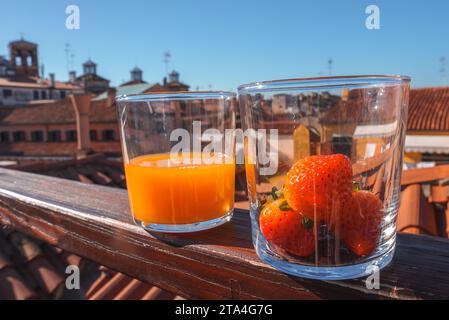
[73,59,110,94]
[0,97,121,156]
[0,39,83,107]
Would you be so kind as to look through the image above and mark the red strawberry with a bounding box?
[283,154,353,223]
[341,191,383,256]
[259,199,315,257]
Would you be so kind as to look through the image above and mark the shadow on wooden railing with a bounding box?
[0,167,448,299]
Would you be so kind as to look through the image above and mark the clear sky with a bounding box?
[1,0,449,90]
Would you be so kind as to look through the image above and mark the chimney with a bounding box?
[106,87,117,107]
[341,88,350,101]
[69,70,76,83]
[71,94,92,159]
[49,73,55,87]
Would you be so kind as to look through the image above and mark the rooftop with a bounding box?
[0,77,82,91]
[94,82,162,101]
[407,87,449,132]
[0,98,117,125]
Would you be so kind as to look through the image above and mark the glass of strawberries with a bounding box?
[238,76,410,279]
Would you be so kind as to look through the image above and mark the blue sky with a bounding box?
[1,0,449,90]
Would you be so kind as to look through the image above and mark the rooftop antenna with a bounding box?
[328,58,333,76]
[440,57,447,85]
[65,43,71,73]
[163,51,171,77]
[70,53,75,71]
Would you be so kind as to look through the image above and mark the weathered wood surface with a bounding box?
[0,167,448,300]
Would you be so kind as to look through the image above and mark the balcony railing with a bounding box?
[0,167,448,299]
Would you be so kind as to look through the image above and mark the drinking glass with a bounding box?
[238,76,410,279]
[116,92,236,233]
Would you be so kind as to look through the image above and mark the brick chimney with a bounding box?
[49,73,56,99]
[71,94,92,159]
[49,73,55,87]
[69,70,76,83]
[106,87,117,107]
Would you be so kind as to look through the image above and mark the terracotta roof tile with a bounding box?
[142,286,176,300]
[11,155,126,189]
[88,273,132,300]
[407,87,449,132]
[27,257,65,298]
[9,232,42,262]
[85,272,114,298]
[75,73,109,83]
[0,220,179,300]
[0,77,81,91]
[113,279,152,300]
[320,87,400,125]
[0,155,181,300]
[0,251,12,270]
[0,267,37,300]
[0,98,117,125]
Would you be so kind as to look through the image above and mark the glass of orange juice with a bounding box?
[116,92,236,233]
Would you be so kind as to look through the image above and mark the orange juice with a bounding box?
[124,153,235,225]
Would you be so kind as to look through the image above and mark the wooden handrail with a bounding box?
[0,167,448,299]
[401,164,449,186]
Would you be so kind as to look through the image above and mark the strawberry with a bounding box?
[259,199,315,257]
[341,191,383,257]
[283,154,353,223]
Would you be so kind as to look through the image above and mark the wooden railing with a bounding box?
[0,167,448,299]
[398,165,449,238]
[401,164,449,186]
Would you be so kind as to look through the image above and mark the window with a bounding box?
[14,90,31,102]
[66,130,77,142]
[102,130,115,141]
[156,121,165,133]
[12,131,26,142]
[33,90,39,100]
[0,132,9,143]
[331,136,353,157]
[47,130,61,142]
[41,91,47,99]
[31,131,44,142]
[90,130,98,141]
[60,90,66,99]
[3,89,12,98]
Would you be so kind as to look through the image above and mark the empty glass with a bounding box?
[238,76,410,279]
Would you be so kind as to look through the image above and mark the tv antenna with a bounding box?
[328,58,333,76]
[65,43,75,73]
[440,57,447,85]
[163,52,171,76]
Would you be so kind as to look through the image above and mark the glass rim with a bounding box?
[237,75,411,93]
[116,90,236,102]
